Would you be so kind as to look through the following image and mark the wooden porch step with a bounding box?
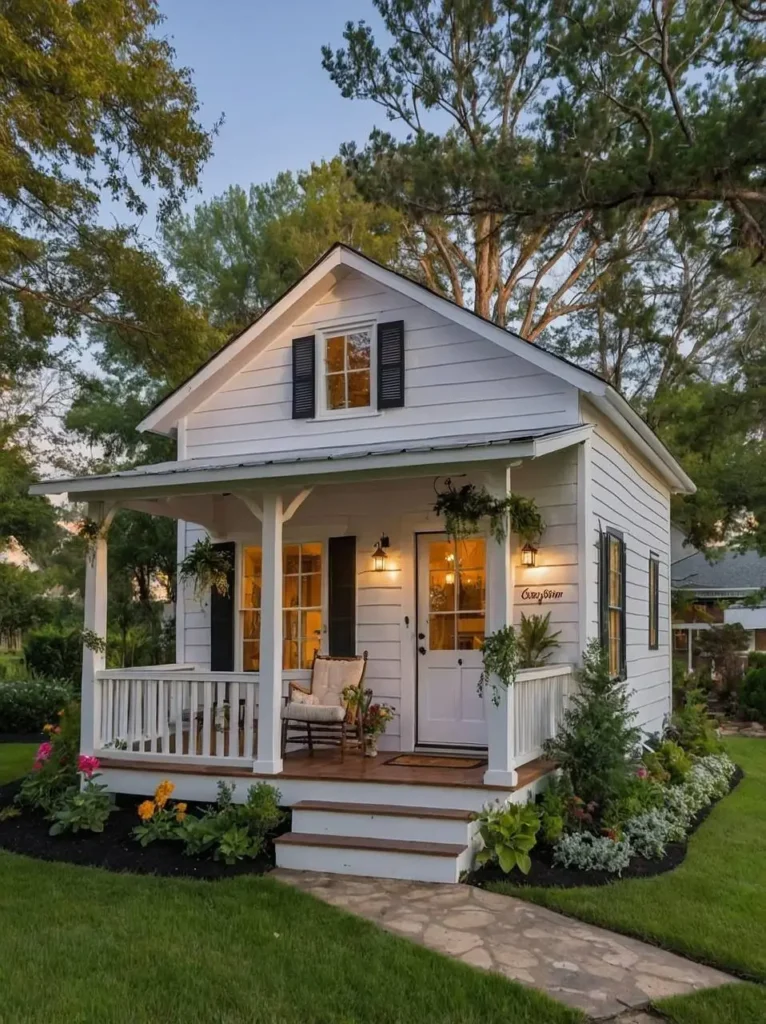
[274,832,466,857]
[291,800,473,821]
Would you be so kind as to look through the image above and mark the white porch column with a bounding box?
[484,466,518,787]
[254,492,284,774]
[81,501,110,756]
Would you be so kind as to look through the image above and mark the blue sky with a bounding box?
[157,0,396,209]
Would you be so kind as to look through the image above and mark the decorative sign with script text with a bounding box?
[519,586,569,606]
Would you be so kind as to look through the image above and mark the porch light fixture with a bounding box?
[372,535,390,572]
[520,542,538,567]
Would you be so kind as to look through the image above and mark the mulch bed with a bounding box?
[469,766,744,890]
[0,780,288,881]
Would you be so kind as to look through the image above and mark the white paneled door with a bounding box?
[416,533,487,746]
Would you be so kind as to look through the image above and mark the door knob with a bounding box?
[418,632,425,640]
[418,646,426,655]
[458,658,463,666]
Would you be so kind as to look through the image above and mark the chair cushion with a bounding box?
[291,690,319,706]
[311,656,365,706]
[281,702,347,723]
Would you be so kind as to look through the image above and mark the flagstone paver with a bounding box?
[273,869,737,1019]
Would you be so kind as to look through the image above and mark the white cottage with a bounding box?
[32,243,695,882]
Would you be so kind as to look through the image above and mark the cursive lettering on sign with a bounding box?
[520,587,564,605]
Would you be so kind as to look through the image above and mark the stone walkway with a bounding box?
[273,870,737,1019]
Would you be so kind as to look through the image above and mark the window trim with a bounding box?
[648,551,660,650]
[600,527,627,679]
[316,318,378,420]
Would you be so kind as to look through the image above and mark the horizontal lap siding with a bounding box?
[584,401,671,735]
[512,451,580,666]
[184,270,578,460]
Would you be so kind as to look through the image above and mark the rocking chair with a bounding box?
[280,651,368,759]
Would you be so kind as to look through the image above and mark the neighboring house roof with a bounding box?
[136,242,695,495]
[672,547,766,596]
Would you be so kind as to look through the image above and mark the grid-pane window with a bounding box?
[428,538,486,651]
[648,553,660,649]
[241,543,323,671]
[600,531,626,677]
[325,330,371,411]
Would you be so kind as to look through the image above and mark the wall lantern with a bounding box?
[372,535,390,572]
[520,542,538,568]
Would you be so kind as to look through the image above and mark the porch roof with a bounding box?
[31,424,592,499]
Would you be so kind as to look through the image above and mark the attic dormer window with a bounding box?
[322,327,374,413]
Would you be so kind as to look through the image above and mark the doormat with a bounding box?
[385,754,487,770]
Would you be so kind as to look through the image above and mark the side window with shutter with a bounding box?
[599,528,626,678]
[377,320,405,409]
[292,335,315,419]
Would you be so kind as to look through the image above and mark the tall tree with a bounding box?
[162,158,405,335]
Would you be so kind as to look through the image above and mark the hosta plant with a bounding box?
[474,802,540,875]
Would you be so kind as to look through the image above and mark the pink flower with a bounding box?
[35,742,52,763]
[636,765,649,780]
[77,755,100,779]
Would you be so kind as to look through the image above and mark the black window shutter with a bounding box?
[210,541,235,671]
[598,529,609,653]
[292,335,315,419]
[328,536,356,657]
[377,320,405,409]
[619,536,627,677]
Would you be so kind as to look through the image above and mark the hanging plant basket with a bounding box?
[433,479,545,545]
[179,539,232,601]
[478,626,521,707]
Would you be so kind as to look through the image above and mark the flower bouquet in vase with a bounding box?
[342,686,396,756]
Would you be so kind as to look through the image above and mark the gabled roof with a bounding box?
[138,242,694,494]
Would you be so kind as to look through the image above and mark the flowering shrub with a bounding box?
[132,781,188,846]
[48,756,115,836]
[0,677,74,734]
[553,832,633,874]
[17,703,80,813]
[622,809,682,859]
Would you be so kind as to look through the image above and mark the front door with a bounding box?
[416,533,487,747]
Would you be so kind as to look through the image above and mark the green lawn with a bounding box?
[0,746,580,1024]
[488,738,766,1022]
[0,742,36,784]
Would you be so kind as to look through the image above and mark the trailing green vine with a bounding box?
[433,480,544,545]
[478,626,521,706]
[179,538,232,601]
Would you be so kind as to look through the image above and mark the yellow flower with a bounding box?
[175,802,188,823]
[57,709,65,717]
[154,780,175,808]
[137,800,155,821]
[42,724,55,734]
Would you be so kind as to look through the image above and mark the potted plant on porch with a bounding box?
[343,686,395,757]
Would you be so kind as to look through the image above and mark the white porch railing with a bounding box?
[512,664,574,767]
[95,668,259,767]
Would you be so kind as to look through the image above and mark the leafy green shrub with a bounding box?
[668,687,722,755]
[24,626,83,685]
[536,780,567,843]
[643,740,693,785]
[0,677,74,734]
[544,640,641,809]
[133,780,285,864]
[48,777,115,835]
[740,666,766,722]
[473,802,540,874]
[602,774,664,830]
[553,832,632,874]
[747,651,766,671]
[16,703,80,813]
[518,612,561,669]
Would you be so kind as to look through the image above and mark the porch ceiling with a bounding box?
[31,425,592,507]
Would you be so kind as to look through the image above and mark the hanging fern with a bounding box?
[433,480,544,544]
[179,539,232,601]
[477,626,521,707]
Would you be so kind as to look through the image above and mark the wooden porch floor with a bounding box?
[98,749,554,791]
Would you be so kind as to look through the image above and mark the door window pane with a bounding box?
[430,615,455,651]
[426,538,486,652]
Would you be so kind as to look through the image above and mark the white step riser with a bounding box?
[292,809,477,846]
[276,842,473,884]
